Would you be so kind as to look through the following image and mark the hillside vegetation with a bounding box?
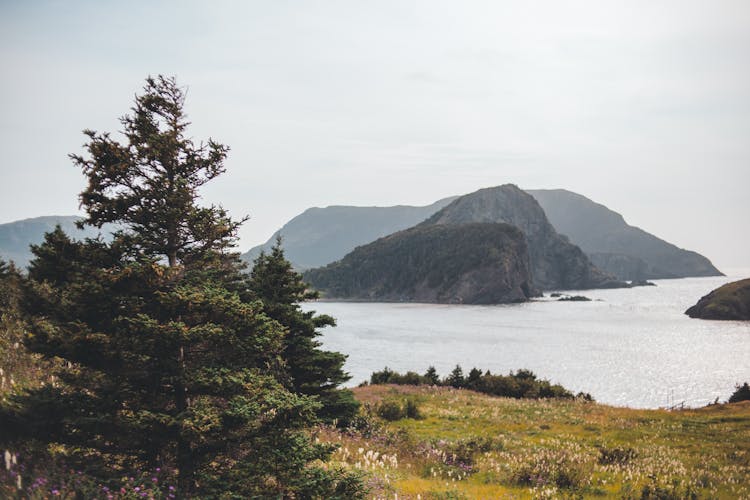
[304,223,534,304]
[686,278,750,320]
[319,384,750,499]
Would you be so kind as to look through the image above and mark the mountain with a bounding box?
[685,278,750,320]
[527,189,723,280]
[241,198,458,269]
[304,223,534,304]
[0,216,111,269]
[421,185,623,291]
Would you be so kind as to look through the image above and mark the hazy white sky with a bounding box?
[1,1,748,269]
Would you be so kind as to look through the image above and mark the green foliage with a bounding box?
[685,277,750,320]
[303,222,532,304]
[247,238,358,425]
[377,400,406,421]
[729,382,750,403]
[598,446,637,465]
[424,366,440,385]
[375,397,423,421]
[0,76,363,498]
[405,397,422,419]
[445,365,465,388]
[368,366,577,400]
[0,259,53,396]
[370,367,429,386]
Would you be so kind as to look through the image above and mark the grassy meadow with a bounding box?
[319,385,750,499]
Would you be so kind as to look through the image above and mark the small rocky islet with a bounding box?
[685,278,750,320]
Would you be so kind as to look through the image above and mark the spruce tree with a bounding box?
[424,366,440,386]
[446,364,465,388]
[248,237,359,425]
[0,76,362,498]
[466,367,483,389]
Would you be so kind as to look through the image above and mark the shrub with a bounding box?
[511,452,587,489]
[375,397,423,421]
[404,398,422,419]
[367,366,579,400]
[377,400,405,421]
[598,446,637,465]
[370,367,428,385]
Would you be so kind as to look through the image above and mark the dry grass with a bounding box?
[318,385,750,499]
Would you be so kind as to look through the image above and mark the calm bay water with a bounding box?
[305,271,750,408]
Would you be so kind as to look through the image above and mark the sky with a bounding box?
[1,0,748,270]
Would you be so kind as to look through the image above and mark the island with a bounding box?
[685,278,750,320]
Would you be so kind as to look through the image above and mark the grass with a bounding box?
[319,384,750,499]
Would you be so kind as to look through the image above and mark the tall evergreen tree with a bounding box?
[0,76,362,498]
[446,365,465,388]
[424,366,440,386]
[248,237,359,425]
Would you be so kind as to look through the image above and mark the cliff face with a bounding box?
[685,278,750,320]
[241,197,457,269]
[422,185,623,291]
[304,223,535,304]
[528,189,723,280]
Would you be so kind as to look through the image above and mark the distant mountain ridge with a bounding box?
[241,197,458,269]
[527,189,722,280]
[243,188,721,282]
[0,216,110,269]
[2,188,723,282]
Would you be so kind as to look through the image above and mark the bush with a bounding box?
[404,398,422,419]
[510,449,587,490]
[368,366,579,400]
[370,367,428,385]
[598,446,637,465]
[376,400,405,421]
[375,397,423,421]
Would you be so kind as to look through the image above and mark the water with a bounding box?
[305,271,750,409]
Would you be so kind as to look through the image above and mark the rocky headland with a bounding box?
[420,185,625,291]
[685,278,750,320]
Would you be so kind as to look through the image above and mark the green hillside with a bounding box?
[304,222,534,304]
[319,384,750,499]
